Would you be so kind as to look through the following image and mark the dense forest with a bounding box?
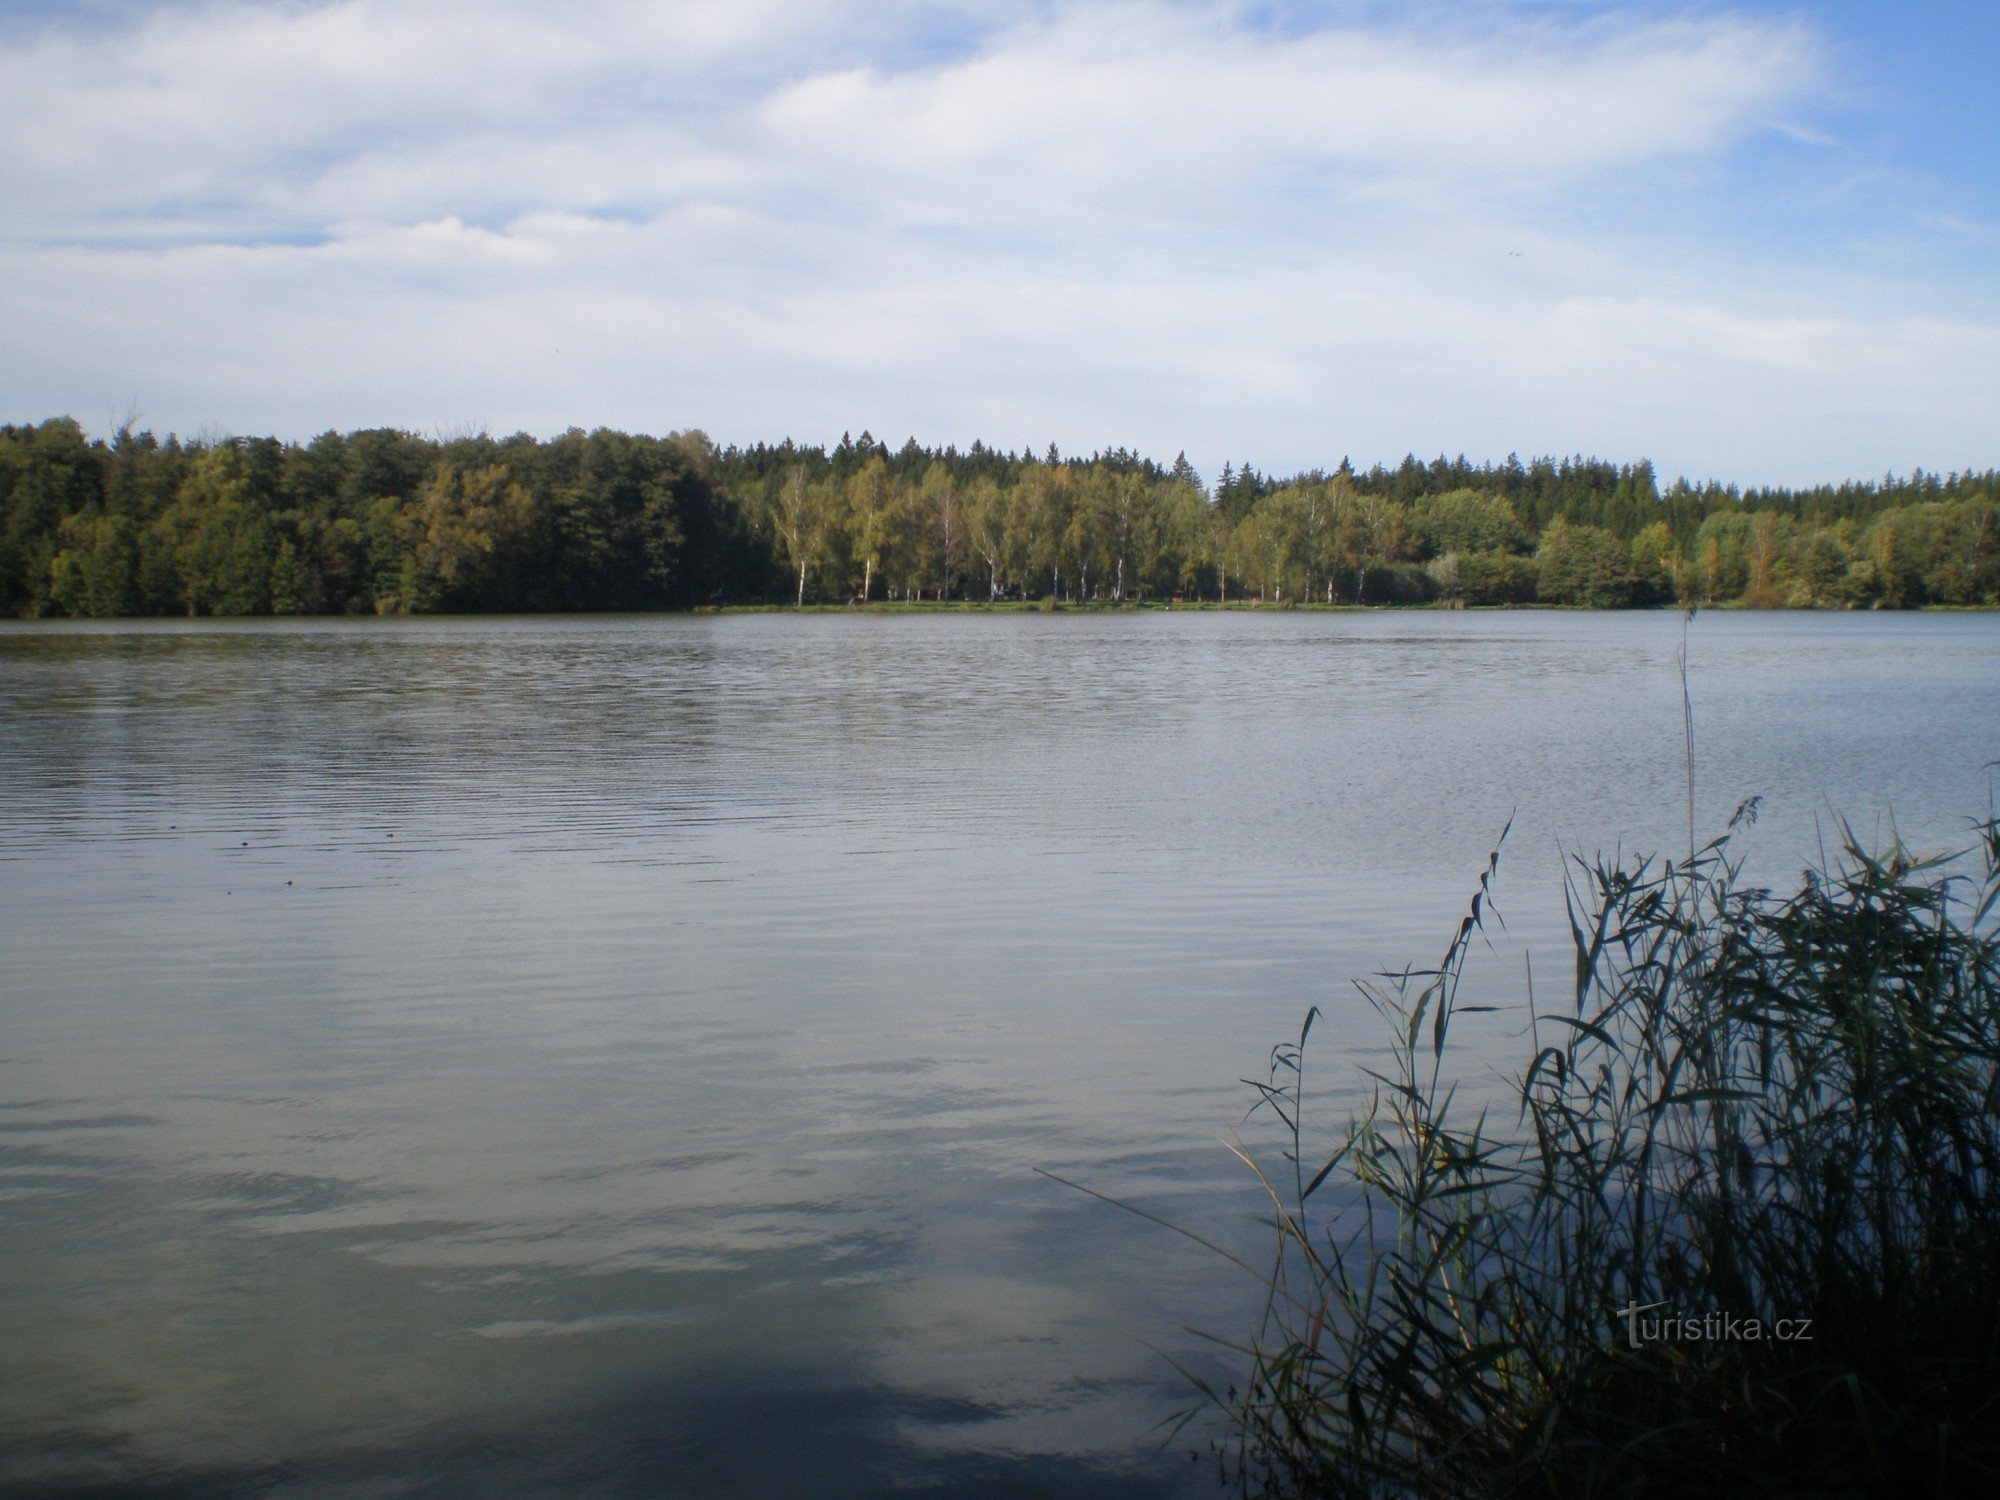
[2,416,1996,615]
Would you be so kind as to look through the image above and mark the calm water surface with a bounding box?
[3,611,1996,1496]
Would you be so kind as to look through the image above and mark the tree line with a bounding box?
[2,417,1996,616]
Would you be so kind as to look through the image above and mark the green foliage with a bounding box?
[154,446,283,616]
[1213,809,2000,1497]
[2,417,1996,614]
[0,420,742,616]
[395,464,535,612]
[1864,500,2000,608]
[47,512,141,617]
[1628,521,1680,604]
[1,417,104,615]
[1412,490,1526,558]
[1693,511,1755,601]
[1426,549,1538,605]
[1537,516,1646,607]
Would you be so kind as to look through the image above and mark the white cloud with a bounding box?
[756,7,1817,219]
[3,0,1816,237]
[0,0,874,236]
[1,0,1994,485]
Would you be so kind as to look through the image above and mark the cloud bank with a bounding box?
[2,0,1994,484]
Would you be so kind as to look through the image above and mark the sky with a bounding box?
[2,0,1997,487]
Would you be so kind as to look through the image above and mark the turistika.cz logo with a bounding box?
[1617,1301,1814,1349]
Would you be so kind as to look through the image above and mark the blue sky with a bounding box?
[2,1,1996,486]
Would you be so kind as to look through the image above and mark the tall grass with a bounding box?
[1210,805,2000,1497]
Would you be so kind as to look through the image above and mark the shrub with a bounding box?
[1356,562,1437,606]
[1214,807,2000,1497]
[1427,549,1539,606]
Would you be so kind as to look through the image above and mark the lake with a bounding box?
[3,609,1996,1496]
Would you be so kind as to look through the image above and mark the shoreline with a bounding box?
[8,599,1998,623]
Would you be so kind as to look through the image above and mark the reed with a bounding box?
[1207,804,2000,1497]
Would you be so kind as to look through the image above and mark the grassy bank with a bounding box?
[1195,807,2000,1497]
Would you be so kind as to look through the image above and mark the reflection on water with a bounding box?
[2,611,1996,1495]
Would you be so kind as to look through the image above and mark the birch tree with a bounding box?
[769,466,834,607]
